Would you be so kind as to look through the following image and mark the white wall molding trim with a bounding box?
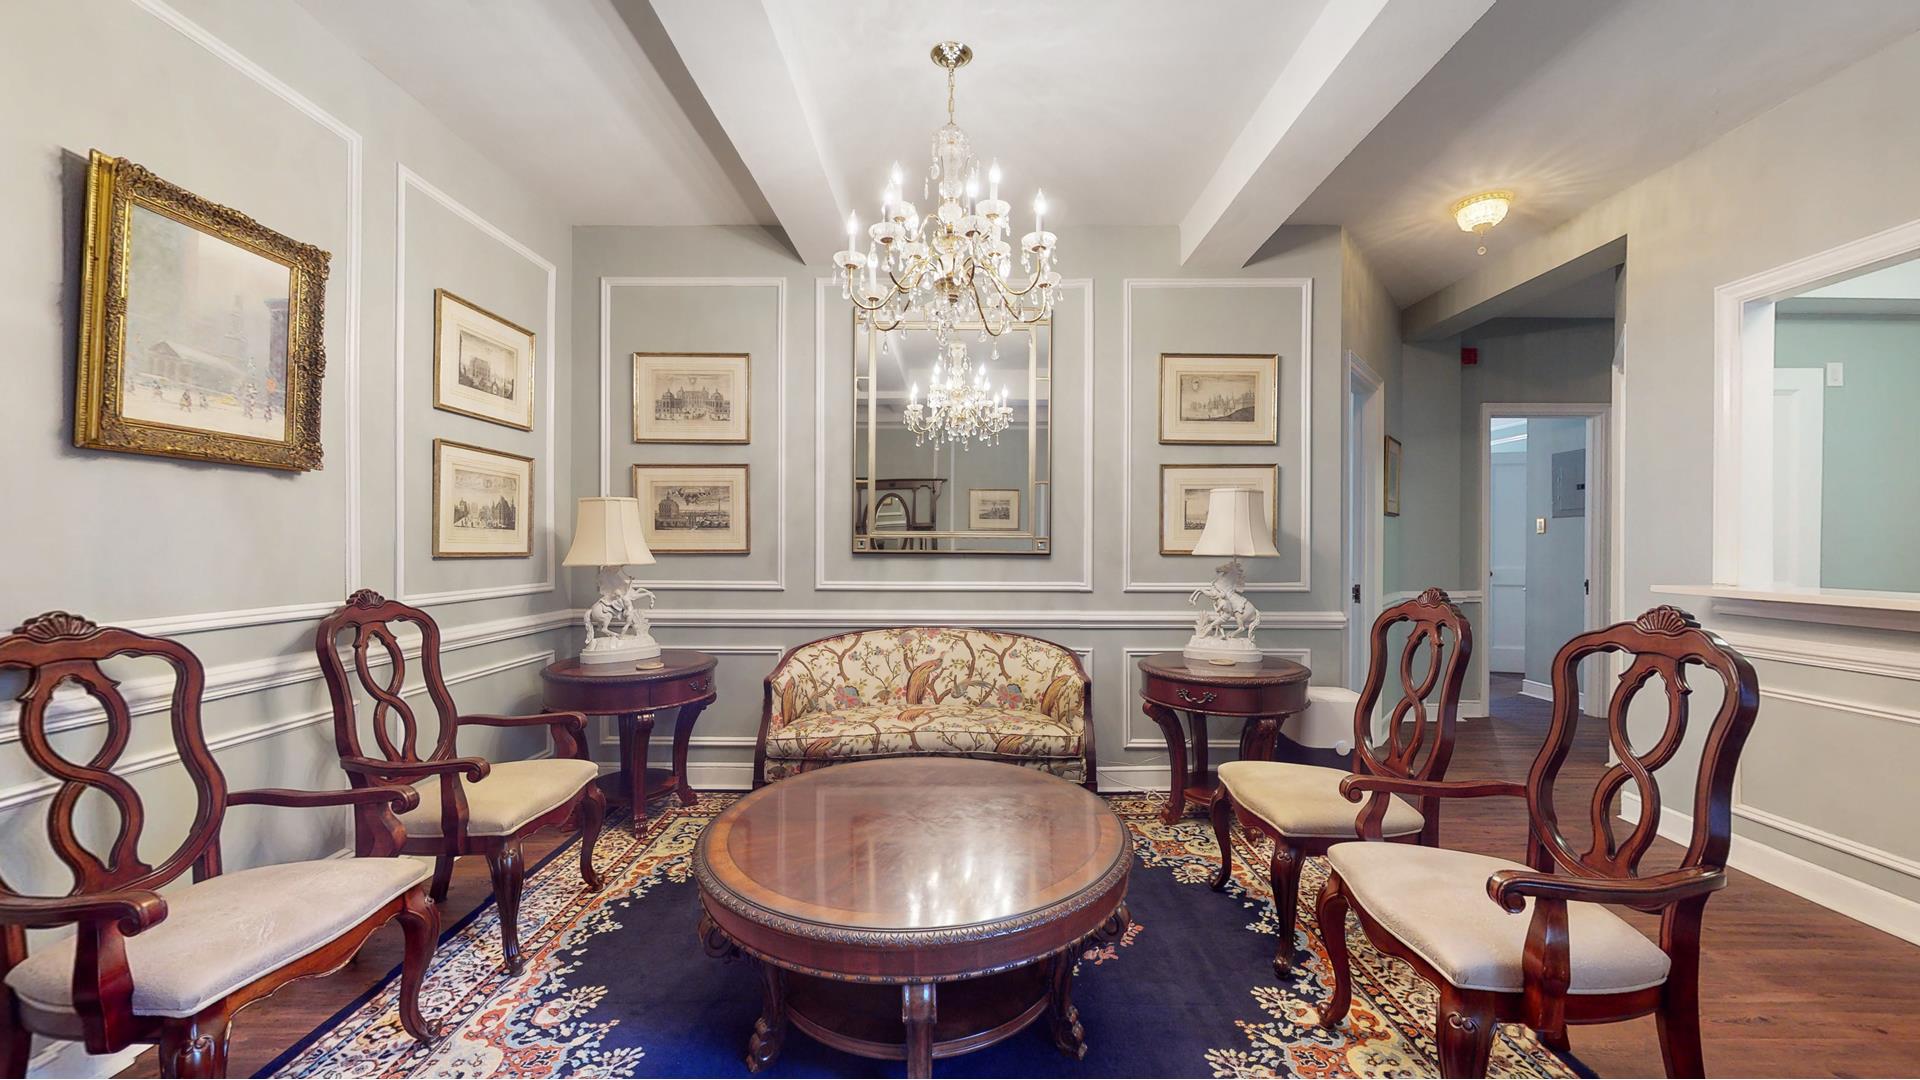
[648,607,1346,632]
[1621,791,1920,947]
[1724,629,1920,682]
[811,279,1097,592]
[597,276,787,591]
[394,164,558,607]
[1119,645,1309,750]
[2,609,575,743]
[1,650,555,812]
[1121,278,1313,594]
[122,0,363,637]
[1519,679,1553,702]
[27,1037,141,1080]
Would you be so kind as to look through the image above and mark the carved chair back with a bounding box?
[1351,587,1473,785]
[0,613,227,900]
[1525,605,1759,884]
[315,589,461,770]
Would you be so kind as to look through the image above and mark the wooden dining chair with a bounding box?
[1209,587,1471,973]
[0,612,439,1079]
[315,590,605,975]
[1314,606,1760,1078]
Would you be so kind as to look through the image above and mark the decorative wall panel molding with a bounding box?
[646,607,1346,632]
[395,164,558,606]
[121,0,362,636]
[812,278,1097,592]
[1727,629,1920,682]
[598,276,787,590]
[1121,278,1313,593]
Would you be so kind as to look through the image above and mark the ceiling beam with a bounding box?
[1179,0,1495,269]
[648,0,844,264]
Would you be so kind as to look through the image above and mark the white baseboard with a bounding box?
[28,1038,142,1079]
[1519,679,1553,702]
[1620,792,1920,946]
[631,760,755,790]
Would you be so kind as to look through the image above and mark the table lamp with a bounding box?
[562,497,661,666]
[1183,487,1278,666]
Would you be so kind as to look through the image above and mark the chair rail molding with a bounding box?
[811,278,1097,592]
[644,606,1347,632]
[118,0,362,637]
[395,164,559,607]
[598,276,787,590]
[1121,278,1314,593]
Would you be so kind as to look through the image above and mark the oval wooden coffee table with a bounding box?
[694,758,1131,1078]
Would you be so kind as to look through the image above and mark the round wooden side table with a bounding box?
[540,649,716,830]
[1136,651,1311,825]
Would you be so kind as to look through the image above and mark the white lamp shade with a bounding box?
[1191,487,1278,558]
[562,497,655,567]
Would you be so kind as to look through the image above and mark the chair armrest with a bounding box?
[228,784,421,813]
[340,756,491,784]
[459,711,589,760]
[1340,774,1528,802]
[0,890,167,933]
[1488,865,1727,913]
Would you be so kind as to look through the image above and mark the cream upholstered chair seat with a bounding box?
[1326,841,1672,995]
[5,858,429,1018]
[398,757,601,838]
[1217,759,1424,838]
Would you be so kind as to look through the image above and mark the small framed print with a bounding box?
[1384,435,1403,517]
[967,488,1021,531]
[633,352,750,444]
[632,463,749,553]
[434,289,536,431]
[1158,353,1279,445]
[433,439,534,558]
[1159,464,1279,555]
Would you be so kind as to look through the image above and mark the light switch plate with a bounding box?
[1535,517,1548,534]
[1826,362,1844,387]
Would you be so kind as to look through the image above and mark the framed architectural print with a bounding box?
[632,463,750,553]
[432,439,534,558]
[1157,353,1279,445]
[1384,435,1403,517]
[633,352,750,444]
[967,488,1021,531]
[434,289,536,430]
[74,150,329,471]
[1159,463,1280,555]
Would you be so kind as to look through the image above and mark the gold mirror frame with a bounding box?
[851,313,1052,555]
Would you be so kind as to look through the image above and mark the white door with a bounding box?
[1487,452,1528,673]
[1772,368,1824,587]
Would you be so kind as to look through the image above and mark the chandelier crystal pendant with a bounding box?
[833,41,1060,345]
[904,340,1012,449]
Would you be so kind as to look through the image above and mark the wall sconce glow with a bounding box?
[1451,190,1514,255]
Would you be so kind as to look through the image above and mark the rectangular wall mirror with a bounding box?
[852,316,1052,554]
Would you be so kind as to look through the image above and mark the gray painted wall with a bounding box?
[572,224,1351,788]
[1774,314,1920,592]
[0,0,578,922]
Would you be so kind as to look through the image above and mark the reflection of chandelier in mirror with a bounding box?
[904,339,1011,449]
[833,40,1059,345]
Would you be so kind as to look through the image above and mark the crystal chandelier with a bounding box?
[833,41,1059,345]
[904,340,1012,449]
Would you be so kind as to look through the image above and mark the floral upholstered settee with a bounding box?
[755,627,1094,788]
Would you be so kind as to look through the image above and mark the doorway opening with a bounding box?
[1343,352,1384,692]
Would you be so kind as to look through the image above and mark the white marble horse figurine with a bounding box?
[580,568,660,663]
[1185,560,1262,664]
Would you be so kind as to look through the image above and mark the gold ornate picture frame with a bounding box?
[74,150,329,471]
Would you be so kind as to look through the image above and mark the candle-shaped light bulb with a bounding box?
[909,383,918,403]
[891,161,903,188]
[847,211,858,246]
[965,173,979,204]
[988,161,1001,200]
[1033,189,1046,233]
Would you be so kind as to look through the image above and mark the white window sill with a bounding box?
[1653,585,1920,633]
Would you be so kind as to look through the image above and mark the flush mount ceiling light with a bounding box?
[1451,190,1513,255]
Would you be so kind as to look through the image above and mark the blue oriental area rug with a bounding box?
[262,794,1581,1078]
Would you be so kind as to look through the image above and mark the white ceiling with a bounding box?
[295,0,1920,304]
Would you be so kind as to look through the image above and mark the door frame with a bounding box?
[1343,351,1386,691]
[1477,401,1612,714]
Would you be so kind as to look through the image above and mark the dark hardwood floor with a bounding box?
[119,686,1920,1077]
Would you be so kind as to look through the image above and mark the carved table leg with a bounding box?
[745,962,787,1073]
[628,711,656,829]
[1187,710,1210,793]
[1239,714,1280,762]
[1048,950,1088,1060]
[672,700,709,806]
[902,982,937,1079]
[1143,701,1187,825]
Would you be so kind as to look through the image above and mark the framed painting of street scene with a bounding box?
[434,288,536,430]
[433,439,534,558]
[74,150,329,471]
[632,352,750,444]
[1159,463,1279,555]
[631,463,749,553]
[1157,353,1279,445]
